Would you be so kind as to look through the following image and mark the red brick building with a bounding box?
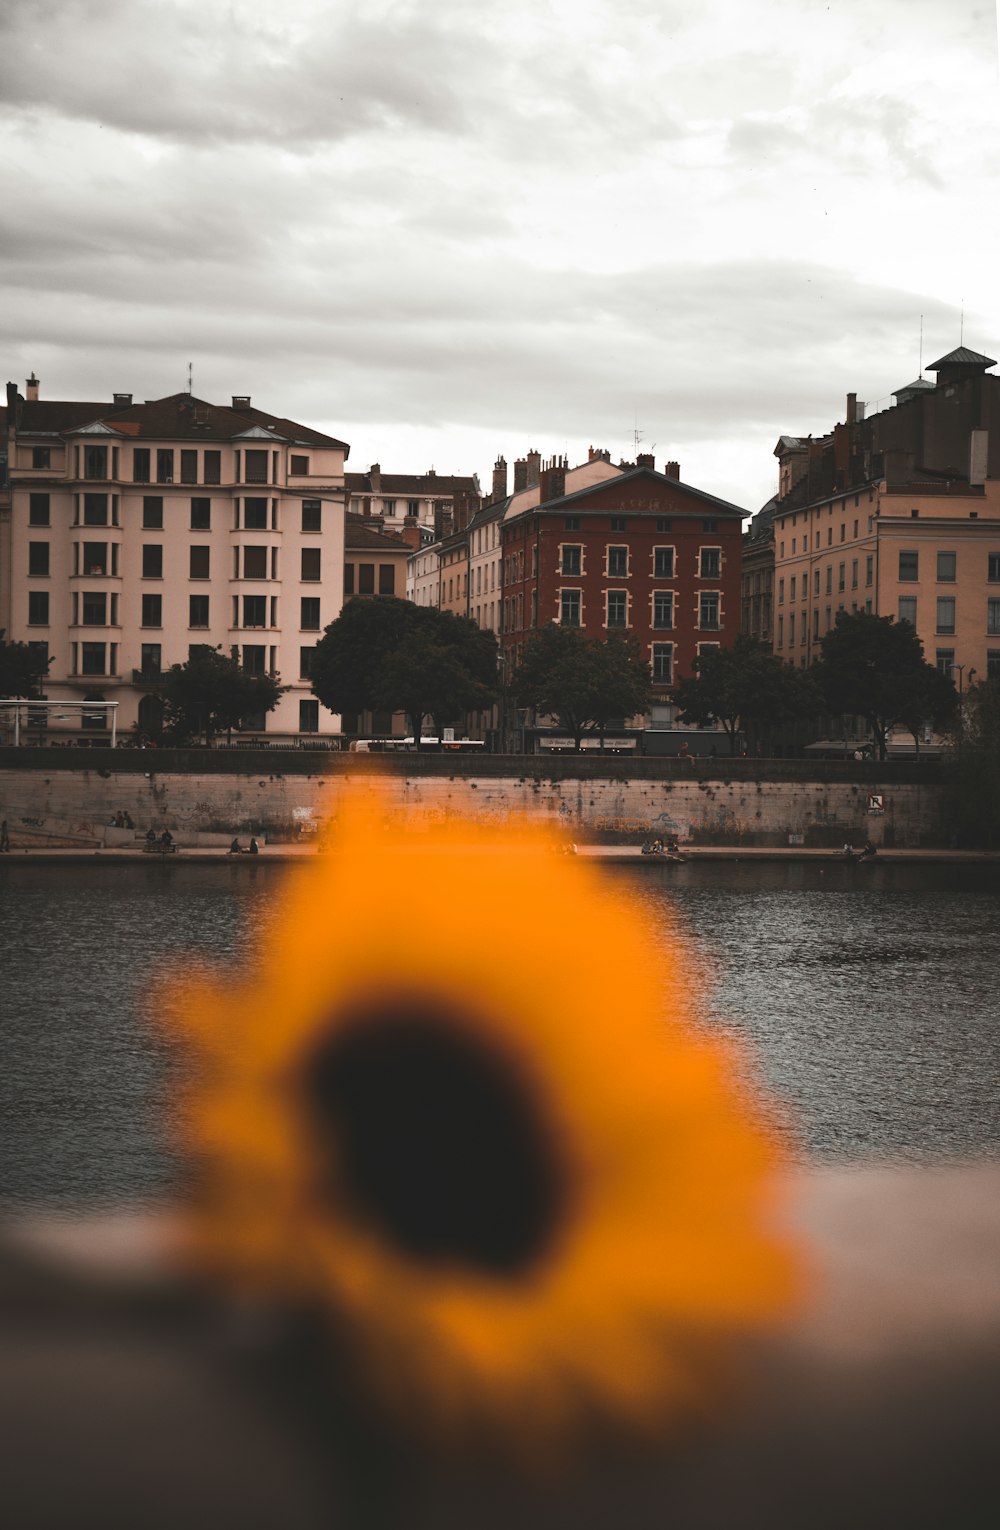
[500,459,747,698]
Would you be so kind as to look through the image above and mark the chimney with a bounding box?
[232,394,251,409]
[846,392,857,426]
[513,457,528,492]
[26,374,39,402]
[664,460,680,480]
[369,463,381,492]
[113,392,132,407]
[883,446,915,484]
[969,429,988,486]
[539,459,567,503]
[492,455,508,502]
[526,449,541,487]
[636,452,655,471]
[588,446,611,464]
[400,515,422,551]
[452,488,480,531]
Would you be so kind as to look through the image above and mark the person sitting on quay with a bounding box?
[861,838,878,860]
[229,837,243,856]
[144,828,157,851]
[159,830,175,853]
[248,837,260,855]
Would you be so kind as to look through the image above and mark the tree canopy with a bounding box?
[944,676,1000,847]
[310,598,498,742]
[673,636,816,755]
[513,626,653,750]
[160,646,286,744]
[813,611,956,760]
[0,639,51,699]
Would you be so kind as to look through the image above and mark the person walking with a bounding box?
[0,820,10,852]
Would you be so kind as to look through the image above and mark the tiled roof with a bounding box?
[344,515,409,552]
[346,471,477,496]
[12,391,348,449]
[528,465,748,518]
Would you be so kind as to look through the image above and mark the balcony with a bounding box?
[132,668,165,687]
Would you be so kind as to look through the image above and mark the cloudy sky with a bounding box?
[2,0,998,510]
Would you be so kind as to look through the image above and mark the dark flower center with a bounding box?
[302,1000,567,1277]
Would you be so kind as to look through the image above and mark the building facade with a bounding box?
[1,379,348,742]
[499,457,747,730]
[345,466,480,538]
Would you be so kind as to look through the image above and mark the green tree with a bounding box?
[160,646,286,744]
[673,636,816,755]
[813,611,956,761]
[513,626,653,751]
[944,676,1000,846]
[0,638,51,698]
[310,599,497,743]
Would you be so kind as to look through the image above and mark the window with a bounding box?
[814,569,820,596]
[408,499,420,516]
[838,562,846,591]
[32,446,51,469]
[82,542,107,575]
[936,597,956,634]
[851,559,858,589]
[83,445,108,480]
[866,555,873,587]
[242,497,267,529]
[28,542,49,576]
[357,562,375,594]
[29,493,50,525]
[299,646,316,680]
[653,591,674,628]
[651,642,673,684]
[610,516,627,532]
[826,566,833,595]
[564,516,581,531]
[790,576,797,602]
[560,590,581,626]
[607,590,628,627]
[778,578,785,604]
[189,594,209,627]
[243,594,267,628]
[81,642,106,675]
[988,552,1000,583]
[699,592,720,629]
[203,450,221,485]
[703,519,718,533]
[988,650,1000,680]
[242,644,266,676]
[343,564,355,595]
[654,547,674,578]
[190,545,210,579]
[142,544,163,579]
[140,643,161,677]
[28,639,48,671]
[132,448,150,483]
[143,496,163,528]
[607,545,628,577]
[301,548,321,582]
[84,493,108,525]
[700,547,722,579]
[988,599,1000,636]
[899,550,919,581]
[302,499,322,532]
[383,499,396,515]
[561,545,582,575]
[937,551,956,582]
[777,614,784,648]
[378,564,395,595]
[301,597,320,630]
[898,596,917,626]
[190,497,211,529]
[241,545,266,580]
[156,449,174,484]
[180,450,198,485]
[290,454,309,475]
[656,518,672,534]
[141,593,161,627]
[28,591,49,625]
[935,648,955,675]
[299,698,319,733]
[789,612,795,646]
[245,449,268,484]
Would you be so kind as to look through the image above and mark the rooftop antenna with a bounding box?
[187,361,193,394]
[960,299,964,346]
[919,313,923,377]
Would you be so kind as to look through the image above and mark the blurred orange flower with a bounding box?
[166,787,797,1445]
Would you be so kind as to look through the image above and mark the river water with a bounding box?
[1,860,999,1209]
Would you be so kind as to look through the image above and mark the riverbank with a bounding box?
[2,844,998,865]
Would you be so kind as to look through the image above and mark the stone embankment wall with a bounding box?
[0,749,949,847]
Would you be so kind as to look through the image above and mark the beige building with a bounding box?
[345,466,479,538]
[1,378,348,742]
[774,477,1000,687]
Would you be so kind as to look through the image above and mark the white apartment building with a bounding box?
[1,378,348,742]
